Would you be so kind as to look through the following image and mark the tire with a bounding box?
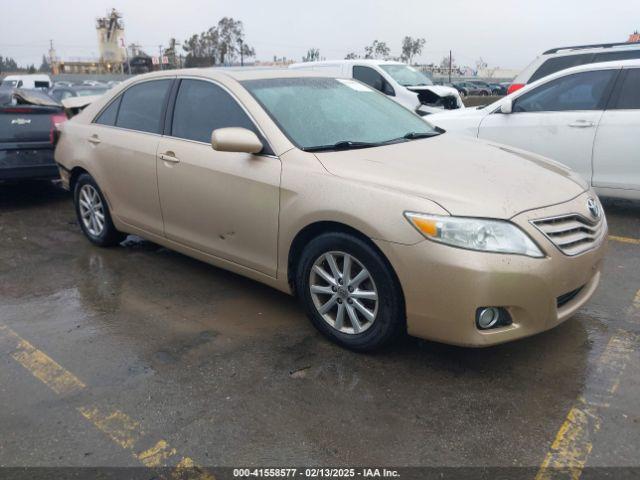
[74,173,126,247]
[295,232,405,352]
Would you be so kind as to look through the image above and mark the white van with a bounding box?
[0,74,52,90]
[289,60,463,115]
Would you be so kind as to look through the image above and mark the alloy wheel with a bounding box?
[309,251,379,335]
[78,184,105,237]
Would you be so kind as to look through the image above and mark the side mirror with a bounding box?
[211,127,263,154]
[500,98,513,114]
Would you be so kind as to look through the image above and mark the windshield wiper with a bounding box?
[402,131,442,140]
[302,140,385,152]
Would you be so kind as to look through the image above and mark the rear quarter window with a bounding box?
[529,54,595,83]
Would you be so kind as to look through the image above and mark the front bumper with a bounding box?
[376,192,607,347]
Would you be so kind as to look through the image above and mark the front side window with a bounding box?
[612,68,640,110]
[353,66,394,95]
[379,64,433,87]
[514,70,616,113]
[242,77,439,151]
[115,79,172,134]
[171,79,258,143]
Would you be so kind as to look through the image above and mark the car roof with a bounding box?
[542,41,640,56]
[124,67,344,83]
[290,59,405,68]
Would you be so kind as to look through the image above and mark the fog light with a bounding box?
[477,307,500,329]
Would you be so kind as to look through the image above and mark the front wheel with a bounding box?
[296,232,405,351]
[74,173,126,247]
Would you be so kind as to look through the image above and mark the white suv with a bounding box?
[508,41,640,94]
[289,60,463,115]
[427,59,640,201]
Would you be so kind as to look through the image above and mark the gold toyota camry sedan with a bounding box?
[55,69,607,351]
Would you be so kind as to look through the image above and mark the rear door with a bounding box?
[88,78,173,236]
[592,68,640,193]
[156,78,281,276]
[478,69,618,183]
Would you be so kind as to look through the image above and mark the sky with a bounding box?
[0,0,637,69]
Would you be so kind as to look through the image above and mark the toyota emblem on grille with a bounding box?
[587,198,600,219]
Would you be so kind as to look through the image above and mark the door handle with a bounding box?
[88,134,101,145]
[159,151,180,163]
[569,120,595,128]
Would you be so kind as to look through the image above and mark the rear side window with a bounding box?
[95,97,121,126]
[593,50,640,63]
[116,80,172,134]
[612,69,640,110]
[514,70,617,113]
[529,54,595,83]
[353,66,394,95]
[171,79,259,144]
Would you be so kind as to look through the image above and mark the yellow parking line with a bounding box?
[0,325,86,395]
[535,331,636,480]
[0,323,214,478]
[608,235,640,245]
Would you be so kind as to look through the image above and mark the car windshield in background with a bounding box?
[379,64,434,86]
[1,80,18,88]
[242,77,439,151]
[75,88,108,97]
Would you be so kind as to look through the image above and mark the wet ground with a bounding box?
[0,180,639,474]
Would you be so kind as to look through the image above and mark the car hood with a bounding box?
[313,134,588,219]
[407,85,459,97]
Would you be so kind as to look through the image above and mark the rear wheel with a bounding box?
[296,232,405,351]
[74,173,125,247]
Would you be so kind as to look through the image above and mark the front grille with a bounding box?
[557,286,584,308]
[532,214,604,256]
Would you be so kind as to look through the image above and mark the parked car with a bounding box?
[0,89,66,180]
[55,69,606,351]
[0,74,52,91]
[488,83,507,95]
[428,59,640,201]
[49,85,110,102]
[289,60,463,115]
[440,82,468,97]
[456,81,491,96]
[508,41,640,94]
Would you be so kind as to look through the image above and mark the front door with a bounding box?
[479,69,619,184]
[156,79,281,276]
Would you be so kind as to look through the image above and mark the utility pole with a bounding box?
[158,45,163,70]
[448,50,452,83]
[239,38,244,67]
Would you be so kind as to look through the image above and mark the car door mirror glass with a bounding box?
[211,127,263,154]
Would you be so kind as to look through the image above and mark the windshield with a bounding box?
[242,77,438,151]
[1,80,18,88]
[75,88,108,97]
[379,65,433,86]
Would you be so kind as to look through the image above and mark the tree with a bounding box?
[27,64,36,74]
[401,36,426,64]
[182,17,255,68]
[39,54,50,73]
[302,48,320,62]
[344,52,360,60]
[440,54,455,70]
[475,57,488,74]
[364,40,390,59]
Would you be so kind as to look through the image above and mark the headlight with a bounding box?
[405,212,544,258]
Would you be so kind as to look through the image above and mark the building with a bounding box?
[96,9,126,72]
[629,31,640,43]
